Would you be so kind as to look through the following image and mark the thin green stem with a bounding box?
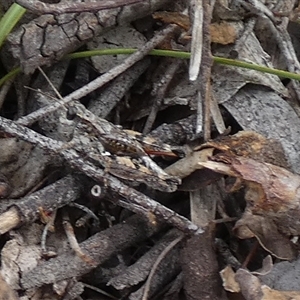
[2,48,300,87]
[67,48,300,81]
[0,67,21,87]
[0,4,26,49]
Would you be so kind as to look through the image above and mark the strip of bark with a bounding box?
[16,0,143,14]
[20,214,161,289]
[0,175,81,234]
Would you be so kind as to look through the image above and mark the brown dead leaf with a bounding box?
[153,13,238,45]
[261,285,300,300]
[152,11,190,31]
[234,211,297,260]
[210,21,237,44]
[198,131,289,168]
[200,154,300,236]
[220,265,240,293]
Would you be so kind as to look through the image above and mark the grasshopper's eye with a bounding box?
[66,106,78,120]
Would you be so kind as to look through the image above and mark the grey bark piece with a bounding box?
[108,229,181,290]
[5,0,172,74]
[149,114,198,145]
[28,61,71,140]
[11,175,82,224]
[0,138,50,198]
[88,25,147,72]
[259,257,300,291]
[88,59,150,118]
[222,85,300,174]
[212,22,288,103]
[20,214,161,289]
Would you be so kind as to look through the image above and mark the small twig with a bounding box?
[68,202,100,227]
[37,67,63,100]
[258,15,300,103]
[199,0,213,140]
[17,24,178,126]
[0,77,14,110]
[240,0,277,23]
[41,210,57,256]
[0,176,81,234]
[189,0,203,81]
[143,59,182,134]
[62,210,96,266]
[16,0,143,15]
[210,91,226,134]
[83,283,117,300]
[142,234,184,300]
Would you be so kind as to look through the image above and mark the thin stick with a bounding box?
[143,59,181,134]
[17,25,177,126]
[41,210,57,255]
[142,234,184,300]
[189,0,203,81]
[37,67,63,100]
[62,211,96,266]
[16,0,143,15]
[69,202,100,227]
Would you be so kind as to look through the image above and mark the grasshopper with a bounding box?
[68,103,181,192]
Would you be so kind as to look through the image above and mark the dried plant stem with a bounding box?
[16,0,142,14]
[17,25,177,126]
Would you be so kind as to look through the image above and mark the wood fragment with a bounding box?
[189,0,204,81]
[62,211,96,266]
[16,0,143,14]
[20,214,162,289]
[0,176,81,234]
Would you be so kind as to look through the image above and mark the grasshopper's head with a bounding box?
[66,103,95,122]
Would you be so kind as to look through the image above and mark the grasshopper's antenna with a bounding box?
[37,66,64,100]
[34,66,73,115]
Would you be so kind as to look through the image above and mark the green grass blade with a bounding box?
[0,3,26,49]
[2,48,300,87]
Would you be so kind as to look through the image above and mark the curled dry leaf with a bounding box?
[199,155,300,259]
[198,131,289,168]
[207,155,300,233]
[210,21,237,45]
[196,131,299,259]
[220,265,240,293]
[234,211,297,260]
[222,267,300,300]
[251,255,273,276]
[153,12,238,45]
[220,256,272,295]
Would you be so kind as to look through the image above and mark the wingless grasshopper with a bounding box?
[66,103,181,192]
